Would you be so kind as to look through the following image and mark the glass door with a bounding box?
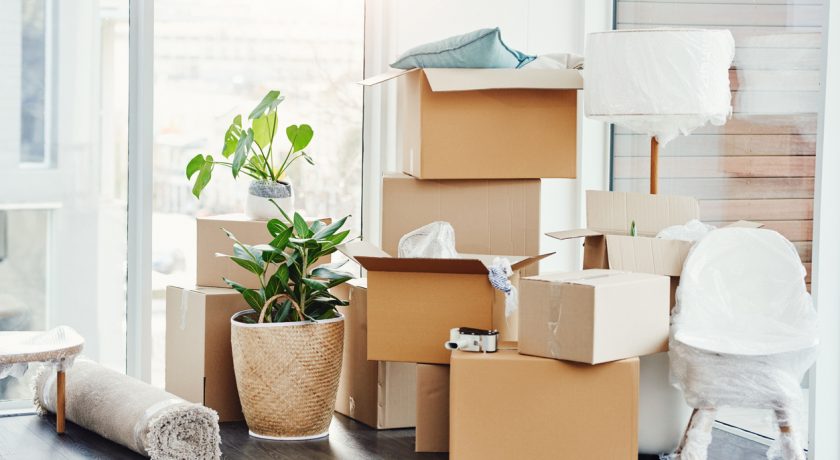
[0,0,130,406]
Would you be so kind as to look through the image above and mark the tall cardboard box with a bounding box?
[196,214,330,288]
[450,350,638,460]
[381,174,540,276]
[360,68,581,179]
[547,190,762,277]
[335,280,417,429]
[518,269,670,364]
[415,364,449,453]
[338,241,549,364]
[165,286,247,422]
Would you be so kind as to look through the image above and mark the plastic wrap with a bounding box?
[669,227,816,460]
[0,326,84,379]
[398,221,458,259]
[656,219,715,242]
[585,29,735,145]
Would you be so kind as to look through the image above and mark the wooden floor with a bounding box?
[0,412,770,459]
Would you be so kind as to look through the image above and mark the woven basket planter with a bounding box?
[230,310,344,440]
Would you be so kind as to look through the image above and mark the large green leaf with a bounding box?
[293,213,311,237]
[223,278,264,312]
[231,129,254,178]
[221,115,242,158]
[252,111,277,150]
[230,256,264,276]
[272,263,290,285]
[301,277,329,293]
[312,216,348,240]
[274,299,292,322]
[249,90,284,120]
[286,124,314,152]
[192,155,214,198]
[325,230,351,246]
[185,154,205,179]
[233,243,263,266]
[267,218,289,237]
[310,266,354,281]
[269,227,293,252]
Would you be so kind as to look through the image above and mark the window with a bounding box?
[151,0,365,387]
[612,0,823,445]
[20,0,48,165]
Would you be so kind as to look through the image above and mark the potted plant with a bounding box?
[185,90,315,219]
[221,205,353,440]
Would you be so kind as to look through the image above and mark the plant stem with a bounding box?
[267,115,276,180]
[277,144,295,180]
[254,144,273,179]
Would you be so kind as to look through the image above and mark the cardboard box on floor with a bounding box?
[165,286,247,422]
[415,364,450,453]
[547,190,762,277]
[518,269,670,364]
[450,350,638,460]
[196,214,330,288]
[360,68,581,179]
[337,240,551,364]
[335,280,417,429]
[381,173,540,276]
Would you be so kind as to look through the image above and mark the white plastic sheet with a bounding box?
[585,29,735,145]
[397,221,458,259]
[656,219,716,242]
[0,326,84,379]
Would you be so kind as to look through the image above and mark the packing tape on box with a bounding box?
[179,288,190,331]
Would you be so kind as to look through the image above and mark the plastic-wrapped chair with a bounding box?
[0,326,84,434]
[669,228,818,460]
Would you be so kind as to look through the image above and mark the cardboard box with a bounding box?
[381,174,540,275]
[547,190,761,276]
[450,350,638,460]
[196,213,329,288]
[415,364,450,453]
[165,286,247,422]
[335,280,417,429]
[519,269,670,364]
[360,68,581,179]
[338,240,550,364]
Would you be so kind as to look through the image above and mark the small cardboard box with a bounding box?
[450,350,638,460]
[415,364,450,453]
[335,280,417,429]
[196,214,330,288]
[338,240,550,364]
[360,68,581,179]
[547,190,761,276]
[519,269,670,364]
[165,286,247,422]
[381,173,540,276]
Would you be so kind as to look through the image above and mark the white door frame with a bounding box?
[126,0,153,382]
[808,1,840,458]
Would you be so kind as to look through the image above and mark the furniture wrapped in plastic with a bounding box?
[34,358,221,460]
[669,227,818,460]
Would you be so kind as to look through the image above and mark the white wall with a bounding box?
[363,0,612,271]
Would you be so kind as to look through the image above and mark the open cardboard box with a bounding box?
[547,190,762,277]
[360,68,581,179]
[338,240,552,364]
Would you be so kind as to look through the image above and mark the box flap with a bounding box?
[545,228,603,241]
[358,68,419,86]
[423,68,583,92]
[355,256,489,275]
[586,190,699,236]
[605,235,693,276]
[459,252,553,271]
[337,240,392,261]
[724,220,764,229]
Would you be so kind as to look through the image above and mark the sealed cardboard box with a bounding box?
[519,269,670,364]
[381,174,541,274]
[335,280,417,429]
[338,241,549,364]
[360,68,581,179]
[197,213,330,288]
[415,364,450,453]
[450,350,638,460]
[547,190,761,276]
[165,286,248,422]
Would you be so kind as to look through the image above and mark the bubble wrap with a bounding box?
[656,219,716,242]
[398,221,458,259]
[669,228,817,460]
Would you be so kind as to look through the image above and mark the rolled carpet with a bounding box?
[34,359,220,459]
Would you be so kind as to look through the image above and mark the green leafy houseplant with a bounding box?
[185,90,315,199]
[220,205,353,324]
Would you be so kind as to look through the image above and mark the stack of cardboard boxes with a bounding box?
[165,214,330,422]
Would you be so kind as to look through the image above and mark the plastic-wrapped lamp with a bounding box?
[585,29,735,193]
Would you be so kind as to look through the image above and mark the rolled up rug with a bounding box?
[34,359,220,459]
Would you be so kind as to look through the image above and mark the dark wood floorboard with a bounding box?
[0,412,770,459]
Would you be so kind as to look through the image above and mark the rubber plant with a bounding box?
[185,90,315,198]
[219,203,353,323]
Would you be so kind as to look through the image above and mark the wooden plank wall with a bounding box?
[612,0,823,285]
